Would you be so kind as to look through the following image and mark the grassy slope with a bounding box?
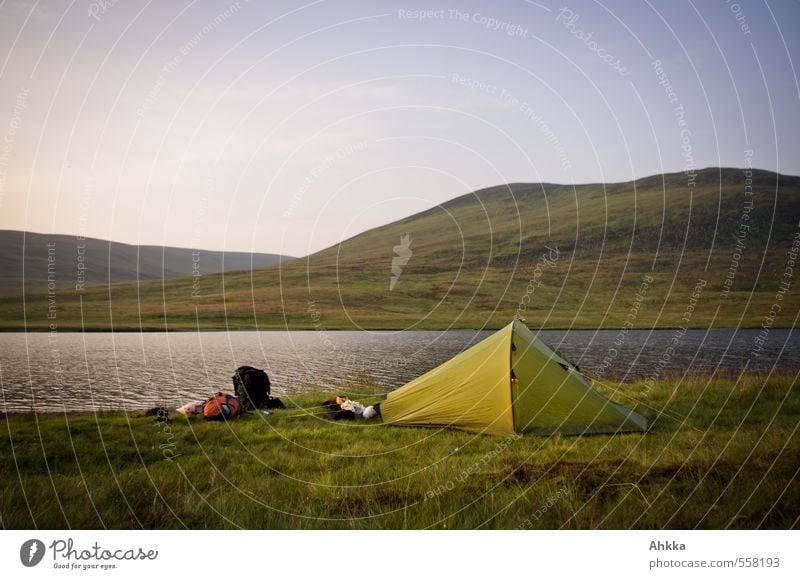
[0,230,291,295]
[1,168,798,330]
[1,374,796,529]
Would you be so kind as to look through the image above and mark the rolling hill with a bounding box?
[1,167,798,331]
[0,230,291,296]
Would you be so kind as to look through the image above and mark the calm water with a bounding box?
[0,328,796,412]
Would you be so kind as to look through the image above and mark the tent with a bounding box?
[381,319,648,435]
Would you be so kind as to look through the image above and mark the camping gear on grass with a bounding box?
[144,406,170,423]
[321,398,355,420]
[232,365,271,410]
[203,392,241,420]
[321,396,370,420]
[232,365,285,410]
[263,397,286,409]
[381,319,647,436]
[340,399,365,417]
[176,401,204,416]
[321,398,380,420]
[362,404,380,420]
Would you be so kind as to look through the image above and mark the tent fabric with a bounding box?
[510,322,648,434]
[381,320,647,436]
[380,324,514,435]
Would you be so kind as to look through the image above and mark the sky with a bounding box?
[0,0,798,257]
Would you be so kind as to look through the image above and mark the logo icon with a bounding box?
[20,539,45,567]
[389,234,413,291]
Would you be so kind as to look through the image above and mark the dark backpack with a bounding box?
[232,366,271,410]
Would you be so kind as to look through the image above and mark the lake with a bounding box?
[0,328,796,412]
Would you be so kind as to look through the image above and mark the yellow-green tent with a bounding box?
[381,320,647,435]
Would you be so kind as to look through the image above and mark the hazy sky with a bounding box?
[1,0,798,256]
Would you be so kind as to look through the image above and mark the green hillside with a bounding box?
[2,167,798,331]
[0,230,292,295]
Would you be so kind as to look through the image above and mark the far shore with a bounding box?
[0,324,793,332]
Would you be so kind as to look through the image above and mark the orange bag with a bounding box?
[203,392,241,420]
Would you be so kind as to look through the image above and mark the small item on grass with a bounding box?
[263,410,273,416]
[144,406,170,423]
[264,396,286,409]
[363,404,380,420]
[176,401,204,417]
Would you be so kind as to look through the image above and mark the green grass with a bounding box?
[1,168,797,331]
[2,373,797,529]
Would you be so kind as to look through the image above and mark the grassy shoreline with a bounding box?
[2,373,797,529]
